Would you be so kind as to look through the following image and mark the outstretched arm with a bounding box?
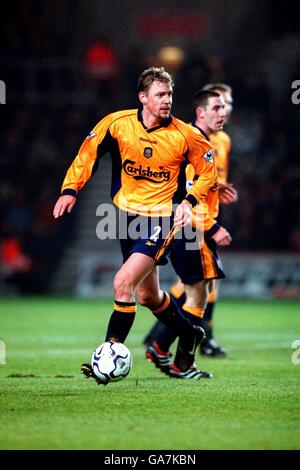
[53,113,115,219]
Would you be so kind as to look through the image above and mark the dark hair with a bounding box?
[138,66,174,93]
[193,90,220,110]
[201,83,232,94]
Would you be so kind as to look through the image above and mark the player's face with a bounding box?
[218,91,233,124]
[204,96,226,133]
[140,80,173,122]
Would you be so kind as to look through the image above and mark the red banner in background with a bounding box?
[135,13,207,39]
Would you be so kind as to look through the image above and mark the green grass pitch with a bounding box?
[0,297,299,450]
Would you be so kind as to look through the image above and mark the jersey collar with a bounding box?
[192,121,210,141]
[138,109,173,133]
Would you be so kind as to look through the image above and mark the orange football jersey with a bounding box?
[61,109,217,217]
[186,129,231,231]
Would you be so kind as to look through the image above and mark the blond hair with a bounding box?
[138,67,174,93]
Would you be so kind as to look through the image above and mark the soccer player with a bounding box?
[144,84,237,358]
[53,67,218,383]
[144,89,234,376]
[198,83,237,356]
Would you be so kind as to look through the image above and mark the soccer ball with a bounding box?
[91,341,132,383]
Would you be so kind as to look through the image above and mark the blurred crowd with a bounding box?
[1,2,300,294]
[0,104,84,294]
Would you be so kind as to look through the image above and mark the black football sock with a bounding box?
[182,311,202,327]
[153,298,206,352]
[181,305,206,347]
[153,292,199,357]
[144,288,186,348]
[153,292,195,338]
[154,303,204,352]
[105,300,136,343]
[200,302,215,339]
[143,320,166,346]
[203,302,214,321]
[154,323,178,352]
[173,305,206,370]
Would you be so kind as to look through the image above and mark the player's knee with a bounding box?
[113,272,133,298]
[186,280,209,308]
[136,290,160,310]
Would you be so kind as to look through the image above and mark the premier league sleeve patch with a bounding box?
[203,149,214,163]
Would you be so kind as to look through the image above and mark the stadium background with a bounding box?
[1,0,299,299]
